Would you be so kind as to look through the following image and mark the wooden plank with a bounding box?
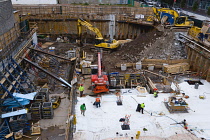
[5,72,23,94]
[42,42,54,49]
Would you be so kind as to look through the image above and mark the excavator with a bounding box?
[148,7,194,29]
[187,21,210,46]
[77,18,120,50]
[91,51,109,94]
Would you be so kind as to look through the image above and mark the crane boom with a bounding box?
[98,52,102,78]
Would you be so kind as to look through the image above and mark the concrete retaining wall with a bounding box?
[11,0,57,4]
[0,0,15,35]
[59,0,126,4]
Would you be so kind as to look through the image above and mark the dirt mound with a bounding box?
[102,29,163,72]
[80,29,186,73]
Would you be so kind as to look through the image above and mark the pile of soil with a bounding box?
[102,29,163,72]
[81,28,186,72]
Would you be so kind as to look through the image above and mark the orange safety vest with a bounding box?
[96,98,100,102]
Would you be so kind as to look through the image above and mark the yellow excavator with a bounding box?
[148,7,194,29]
[188,21,210,45]
[77,18,120,50]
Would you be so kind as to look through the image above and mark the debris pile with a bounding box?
[102,29,187,72]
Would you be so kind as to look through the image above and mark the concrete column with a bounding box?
[108,14,115,40]
[32,32,38,45]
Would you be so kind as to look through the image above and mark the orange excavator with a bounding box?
[91,52,109,94]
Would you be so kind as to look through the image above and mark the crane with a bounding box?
[77,18,120,50]
[91,52,109,94]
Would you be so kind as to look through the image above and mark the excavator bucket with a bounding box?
[155,25,165,32]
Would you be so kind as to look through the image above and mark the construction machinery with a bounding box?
[187,21,210,45]
[78,18,120,50]
[91,52,109,94]
[148,7,194,29]
[50,95,61,109]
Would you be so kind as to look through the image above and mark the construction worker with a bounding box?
[79,84,84,97]
[95,96,101,108]
[80,103,86,116]
[154,91,158,98]
[198,32,204,42]
[139,103,145,114]
[182,119,188,129]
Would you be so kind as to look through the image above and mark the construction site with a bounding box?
[0,0,210,140]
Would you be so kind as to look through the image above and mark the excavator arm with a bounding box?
[77,18,120,50]
[78,18,103,39]
[148,7,193,29]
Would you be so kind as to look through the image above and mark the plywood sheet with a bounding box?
[42,42,54,48]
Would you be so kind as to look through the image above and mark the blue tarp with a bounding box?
[2,92,37,108]
[2,98,30,107]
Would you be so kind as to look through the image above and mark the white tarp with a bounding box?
[13,92,37,100]
[1,109,27,118]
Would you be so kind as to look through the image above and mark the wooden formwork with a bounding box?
[0,23,20,50]
[187,47,210,81]
[13,5,154,39]
[115,59,190,69]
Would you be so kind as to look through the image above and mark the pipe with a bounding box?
[23,58,72,88]
[179,33,210,53]
[28,47,76,61]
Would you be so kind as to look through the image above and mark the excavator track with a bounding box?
[90,47,113,54]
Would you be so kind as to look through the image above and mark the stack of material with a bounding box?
[81,60,92,75]
[34,93,46,103]
[42,102,54,119]
[31,122,41,135]
[85,55,94,62]
[38,84,49,101]
[163,63,190,73]
[30,102,42,120]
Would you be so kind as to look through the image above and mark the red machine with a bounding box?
[91,52,109,94]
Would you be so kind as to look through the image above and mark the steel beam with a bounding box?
[28,47,76,62]
[23,58,72,88]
